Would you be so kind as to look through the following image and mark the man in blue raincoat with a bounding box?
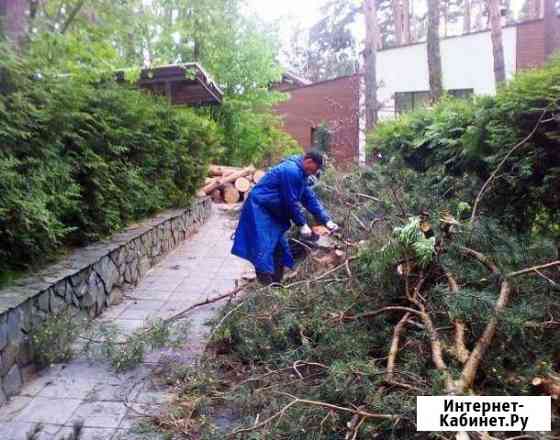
[231,152,338,285]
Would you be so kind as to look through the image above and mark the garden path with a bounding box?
[0,205,249,440]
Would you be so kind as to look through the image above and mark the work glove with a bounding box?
[326,221,339,232]
[300,224,312,238]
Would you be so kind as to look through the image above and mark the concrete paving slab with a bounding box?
[117,301,164,321]
[16,397,82,425]
[56,426,118,440]
[0,395,34,422]
[173,276,211,295]
[71,401,128,428]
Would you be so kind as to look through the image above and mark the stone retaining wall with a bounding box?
[0,197,212,405]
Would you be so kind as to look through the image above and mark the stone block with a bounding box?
[0,383,6,406]
[0,344,19,376]
[0,315,8,351]
[80,291,96,308]
[19,301,33,333]
[71,269,90,297]
[37,291,51,313]
[50,294,66,314]
[30,308,48,329]
[7,309,23,344]
[94,257,118,294]
[16,338,33,367]
[107,287,124,306]
[3,365,23,397]
[138,257,151,278]
[53,280,67,298]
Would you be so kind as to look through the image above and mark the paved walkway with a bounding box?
[0,206,250,440]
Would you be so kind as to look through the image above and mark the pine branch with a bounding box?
[470,109,547,224]
[506,261,560,279]
[446,273,470,364]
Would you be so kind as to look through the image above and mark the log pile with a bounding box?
[198,165,266,204]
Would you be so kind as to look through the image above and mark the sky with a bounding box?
[245,0,526,26]
[244,0,324,28]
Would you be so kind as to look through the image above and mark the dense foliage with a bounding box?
[369,57,560,234]
[0,50,219,272]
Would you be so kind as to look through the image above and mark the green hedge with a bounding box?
[369,57,560,233]
[0,52,220,272]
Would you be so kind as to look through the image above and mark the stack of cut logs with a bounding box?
[198,165,266,204]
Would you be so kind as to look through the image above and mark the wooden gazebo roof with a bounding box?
[122,63,223,106]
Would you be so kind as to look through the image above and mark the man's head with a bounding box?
[302,151,324,176]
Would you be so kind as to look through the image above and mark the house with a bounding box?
[273,14,560,166]
[118,63,223,107]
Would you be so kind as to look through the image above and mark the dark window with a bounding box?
[311,124,331,153]
[395,89,474,114]
[449,89,474,99]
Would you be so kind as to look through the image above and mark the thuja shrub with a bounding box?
[0,48,220,272]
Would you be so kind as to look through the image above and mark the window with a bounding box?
[311,124,331,154]
[395,89,474,114]
[395,91,430,114]
[449,89,474,99]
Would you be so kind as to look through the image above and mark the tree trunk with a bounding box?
[60,0,86,34]
[442,0,449,37]
[0,0,27,49]
[427,0,443,102]
[364,0,379,130]
[392,0,403,45]
[489,0,505,85]
[402,0,411,43]
[473,0,484,30]
[463,0,472,33]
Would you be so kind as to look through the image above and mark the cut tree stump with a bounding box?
[223,183,241,204]
[235,177,251,193]
[253,169,266,183]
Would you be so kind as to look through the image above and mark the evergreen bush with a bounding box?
[0,49,220,273]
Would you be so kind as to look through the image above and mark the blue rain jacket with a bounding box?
[231,155,331,273]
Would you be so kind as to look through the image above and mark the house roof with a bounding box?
[282,71,312,87]
[119,63,224,106]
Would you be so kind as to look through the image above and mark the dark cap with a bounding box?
[304,150,325,169]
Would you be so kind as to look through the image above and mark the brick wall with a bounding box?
[516,20,546,70]
[544,2,560,58]
[273,75,361,166]
[517,17,560,71]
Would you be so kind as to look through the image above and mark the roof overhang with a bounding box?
[118,63,224,106]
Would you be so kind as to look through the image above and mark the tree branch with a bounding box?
[470,109,547,223]
[60,0,86,34]
[506,261,560,279]
[385,312,411,381]
[456,279,512,392]
[446,273,470,364]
